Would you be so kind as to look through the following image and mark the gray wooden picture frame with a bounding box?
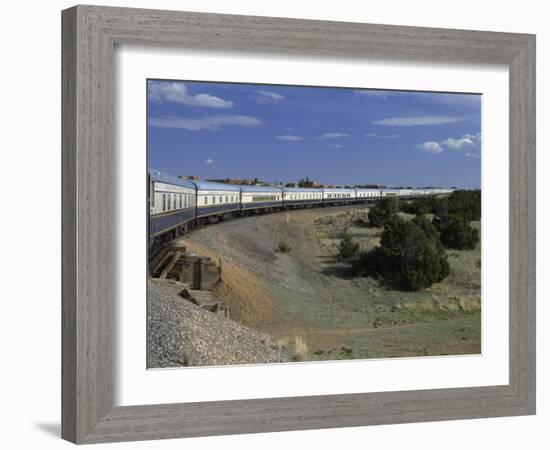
[61,5,536,444]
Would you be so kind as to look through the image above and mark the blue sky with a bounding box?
[147,80,481,188]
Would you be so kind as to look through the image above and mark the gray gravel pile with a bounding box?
[147,279,289,368]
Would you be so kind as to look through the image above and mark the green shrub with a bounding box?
[437,215,479,250]
[277,242,292,253]
[354,215,450,291]
[401,198,432,216]
[445,190,481,222]
[368,197,399,227]
[338,232,360,260]
[432,196,449,217]
[408,190,480,222]
[411,215,439,241]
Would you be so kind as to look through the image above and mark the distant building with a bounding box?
[297,176,321,188]
[206,177,259,185]
[302,180,321,188]
[179,175,200,181]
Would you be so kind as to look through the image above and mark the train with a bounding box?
[148,168,453,251]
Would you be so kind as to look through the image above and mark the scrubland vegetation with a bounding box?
[182,190,481,362]
[346,190,481,291]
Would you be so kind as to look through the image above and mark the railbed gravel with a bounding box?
[147,279,289,368]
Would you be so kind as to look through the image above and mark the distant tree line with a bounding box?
[400,190,481,223]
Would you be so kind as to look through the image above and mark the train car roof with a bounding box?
[192,181,242,192]
[282,187,323,193]
[148,168,196,189]
[322,187,356,192]
[239,185,283,193]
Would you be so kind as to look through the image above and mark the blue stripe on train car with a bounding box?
[284,199,323,206]
[242,201,283,210]
[197,203,240,217]
[150,208,195,236]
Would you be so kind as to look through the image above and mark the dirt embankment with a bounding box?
[180,239,277,330]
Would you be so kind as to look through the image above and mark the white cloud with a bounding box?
[417,141,443,153]
[365,133,377,137]
[373,116,462,126]
[441,137,475,149]
[148,81,233,108]
[276,135,303,141]
[333,144,343,148]
[461,132,482,141]
[149,115,262,131]
[417,132,481,155]
[256,90,286,103]
[319,132,350,139]
[204,158,214,164]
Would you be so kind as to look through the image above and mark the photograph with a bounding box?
[146,79,482,369]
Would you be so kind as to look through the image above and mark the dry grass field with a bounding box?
[179,204,481,362]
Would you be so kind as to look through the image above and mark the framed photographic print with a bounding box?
[62,5,536,444]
